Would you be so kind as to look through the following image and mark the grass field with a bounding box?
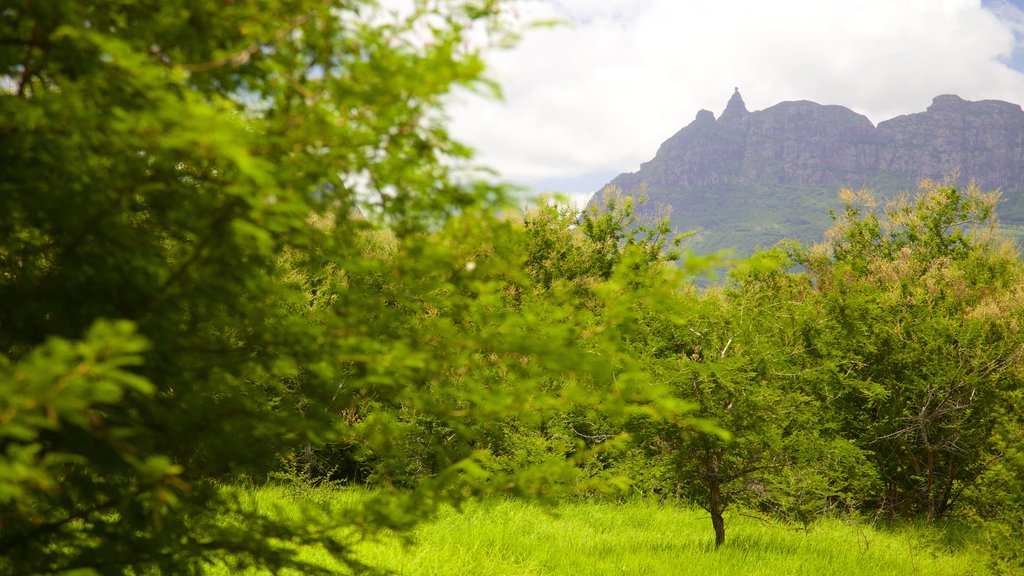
[210,484,992,576]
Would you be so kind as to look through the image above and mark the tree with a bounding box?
[331,194,696,494]
[1,1,681,573]
[621,247,873,547]
[498,194,698,491]
[982,396,1024,575]
[295,204,683,494]
[798,181,1024,520]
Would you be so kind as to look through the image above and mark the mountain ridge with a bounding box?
[591,91,1024,253]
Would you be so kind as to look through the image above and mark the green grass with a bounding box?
[210,485,992,576]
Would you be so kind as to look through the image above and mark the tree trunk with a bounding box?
[709,480,726,548]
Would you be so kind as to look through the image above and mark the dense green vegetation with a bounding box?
[2,1,1022,575]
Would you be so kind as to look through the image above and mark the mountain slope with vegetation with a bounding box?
[593,90,1024,253]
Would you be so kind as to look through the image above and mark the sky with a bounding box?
[446,0,1024,208]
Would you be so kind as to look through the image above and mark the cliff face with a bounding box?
[594,91,1024,253]
[876,95,1024,190]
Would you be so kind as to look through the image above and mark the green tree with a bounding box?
[964,388,1024,575]
[799,182,1024,520]
[624,248,872,547]
[296,205,682,494]
[986,397,1024,575]
[0,1,681,574]
[500,194,696,490]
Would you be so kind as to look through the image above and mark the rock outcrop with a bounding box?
[592,91,1024,253]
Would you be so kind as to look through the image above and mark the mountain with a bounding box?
[591,90,1024,253]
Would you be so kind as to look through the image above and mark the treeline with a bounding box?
[317,184,1024,555]
[2,1,1022,575]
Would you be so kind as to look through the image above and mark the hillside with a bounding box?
[591,90,1024,253]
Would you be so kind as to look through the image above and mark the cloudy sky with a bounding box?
[447,0,1024,207]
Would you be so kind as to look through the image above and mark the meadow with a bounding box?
[209,484,991,576]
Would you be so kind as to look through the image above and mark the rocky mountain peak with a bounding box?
[719,88,748,122]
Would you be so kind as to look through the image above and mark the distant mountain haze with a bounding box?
[590,90,1024,253]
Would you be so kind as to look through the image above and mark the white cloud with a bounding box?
[448,0,1024,198]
